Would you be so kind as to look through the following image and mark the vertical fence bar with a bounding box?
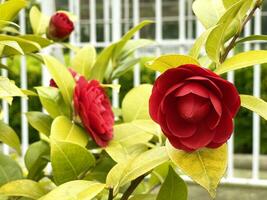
[179,0,186,54]
[252,8,262,180]
[19,9,28,156]
[187,0,193,39]
[124,0,130,32]
[75,0,81,44]
[112,0,121,109]
[1,58,9,154]
[133,0,140,87]
[155,0,162,78]
[90,0,96,45]
[103,0,110,45]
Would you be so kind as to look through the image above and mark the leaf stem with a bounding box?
[120,175,146,200]
[220,1,261,63]
[108,188,114,200]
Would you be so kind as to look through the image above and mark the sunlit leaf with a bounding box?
[29,6,50,35]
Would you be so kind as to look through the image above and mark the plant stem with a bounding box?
[108,188,114,200]
[220,1,261,63]
[120,175,146,200]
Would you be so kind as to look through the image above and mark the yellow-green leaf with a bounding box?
[146,55,200,73]
[0,179,46,199]
[42,55,75,108]
[166,140,227,198]
[71,45,96,79]
[50,116,89,147]
[240,95,267,120]
[29,6,50,35]
[122,84,152,122]
[39,181,105,200]
[215,50,267,74]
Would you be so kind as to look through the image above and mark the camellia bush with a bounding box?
[1,0,267,200]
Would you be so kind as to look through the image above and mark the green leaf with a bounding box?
[71,44,96,79]
[223,0,240,8]
[111,58,140,80]
[205,0,252,63]
[26,112,53,137]
[0,121,21,154]
[51,140,95,185]
[39,180,105,200]
[42,55,75,108]
[113,20,153,59]
[106,147,169,192]
[240,95,267,120]
[192,0,225,29]
[105,120,157,162]
[166,140,227,198]
[236,35,267,44]
[156,166,187,200]
[19,35,52,48]
[0,40,24,56]
[0,77,25,99]
[0,180,46,199]
[89,44,115,82]
[50,116,89,147]
[24,141,50,181]
[0,152,23,187]
[130,194,156,200]
[35,87,70,118]
[146,54,200,73]
[122,84,152,122]
[29,6,50,35]
[189,28,213,59]
[0,0,27,28]
[215,50,267,74]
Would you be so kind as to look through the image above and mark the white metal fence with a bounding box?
[1,0,267,187]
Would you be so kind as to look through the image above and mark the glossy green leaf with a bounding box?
[130,194,157,200]
[0,121,21,154]
[42,55,75,108]
[0,179,46,199]
[35,87,70,118]
[205,0,251,63]
[122,84,152,122]
[0,152,22,187]
[240,95,267,120]
[111,57,140,79]
[71,44,96,79]
[0,40,24,56]
[50,116,89,147]
[166,140,227,198]
[51,140,95,185]
[189,28,213,59]
[89,44,115,81]
[29,6,50,35]
[0,0,27,28]
[215,50,267,74]
[106,147,169,192]
[236,35,267,44]
[39,180,105,200]
[19,35,52,48]
[24,141,50,181]
[156,166,187,200]
[146,54,200,73]
[26,112,53,137]
[223,0,241,8]
[0,77,25,99]
[105,120,157,162]
[113,20,153,59]
[192,0,225,29]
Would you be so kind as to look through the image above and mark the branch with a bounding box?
[120,175,146,200]
[108,188,114,200]
[220,1,261,63]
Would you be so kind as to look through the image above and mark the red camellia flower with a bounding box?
[149,64,240,152]
[74,76,114,147]
[50,68,77,87]
[46,12,74,41]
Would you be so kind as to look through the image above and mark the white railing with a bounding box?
[1,0,266,187]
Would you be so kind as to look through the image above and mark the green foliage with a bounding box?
[156,166,187,200]
[166,140,227,198]
[29,6,50,35]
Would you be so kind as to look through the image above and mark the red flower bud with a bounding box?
[74,77,114,147]
[149,64,241,152]
[47,12,74,41]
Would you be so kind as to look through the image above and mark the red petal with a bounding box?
[167,136,195,152]
[175,82,210,98]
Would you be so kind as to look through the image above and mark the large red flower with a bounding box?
[46,12,74,41]
[149,64,240,152]
[74,77,114,147]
